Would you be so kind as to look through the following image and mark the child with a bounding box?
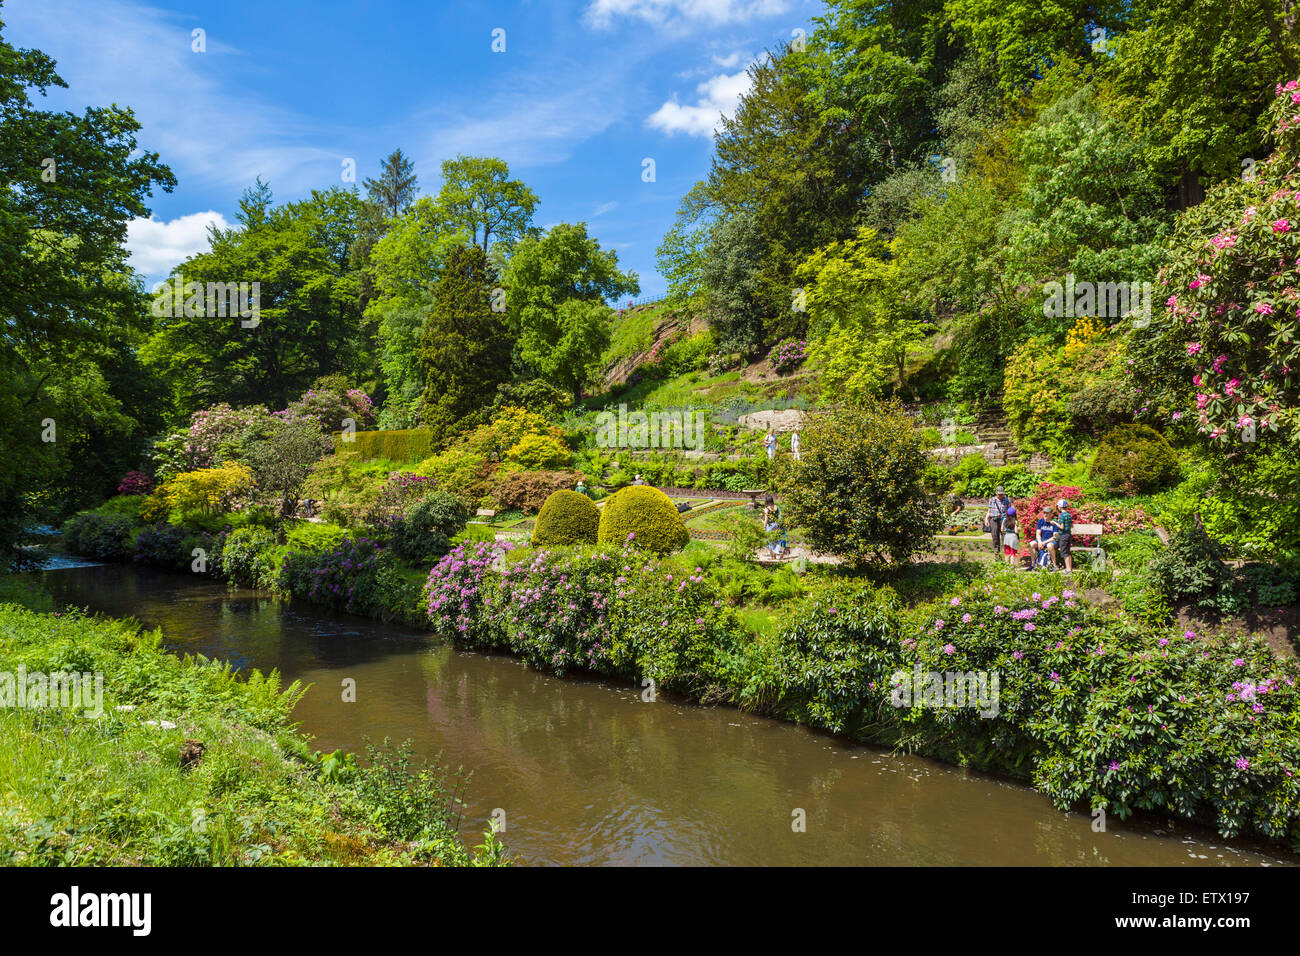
[1001,505,1020,567]
[1055,498,1073,572]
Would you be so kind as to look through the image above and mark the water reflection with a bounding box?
[35,563,1295,867]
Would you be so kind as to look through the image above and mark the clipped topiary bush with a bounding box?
[1090,424,1180,494]
[532,490,600,548]
[596,486,689,553]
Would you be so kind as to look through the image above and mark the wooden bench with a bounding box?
[1070,523,1106,569]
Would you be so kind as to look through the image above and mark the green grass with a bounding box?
[0,602,498,866]
[604,303,675,366]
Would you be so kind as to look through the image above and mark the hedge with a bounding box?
[334,428,436,463]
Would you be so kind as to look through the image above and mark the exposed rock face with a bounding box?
[737,409,807,432]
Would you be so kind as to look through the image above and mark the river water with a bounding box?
[34,563,1295,866]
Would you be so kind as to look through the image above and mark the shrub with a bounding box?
[778,402,944,567]
[769,338,806,374]
[116,471,153,496]
[390,492,471,565]
[278,536,392,616]
[133,521,192,570]
[1091,424,1180,494]
[493,470,580,514]
[337,428,437,463]
[363,472,437,530]
[153,463,253,517]
[505,432,570,470]
[415,447,494,503]
[61,510,134,561]
[1149,521,1246,616]
[596,486,689,553]
[532,490,600,547]
[221,526,278,588]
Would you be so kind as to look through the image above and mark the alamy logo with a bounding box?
[595,404,708,449]
[889,664,1000,718]
[0,666,102,718]
[50,886,151,936]
[1042,274,1152,328]
[151,274,261,328]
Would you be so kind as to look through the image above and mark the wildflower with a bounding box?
[943,644,956,655]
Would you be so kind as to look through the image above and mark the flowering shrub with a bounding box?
[769,338,806,375]
[278,382,375,434]
[424,541,516,643]
[1012,481,1153,552]
[183,404,276,470]
[278,537,391,616]
[1157,80,1300,444]
[425,542,744,693]
[744,571,1300,844]
[116,471,153,496]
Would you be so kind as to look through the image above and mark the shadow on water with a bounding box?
[31,562,1300,867]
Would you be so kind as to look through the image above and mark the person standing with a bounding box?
[1055,498,1074,572]
[763,429,776,461]
[790,430,801,461]
[987,486,1008,556]
[1002,505,1020,567]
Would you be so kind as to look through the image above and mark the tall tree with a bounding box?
[363,148,419,220]
[504,223,638,402]
[436,155,539,255]
[143,186,366,414]
[0,12,173,567]
[418,244,513,446]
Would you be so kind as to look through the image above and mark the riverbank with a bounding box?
[0,592,503,866]
[28,562,1295,866]
[35,522,1300,855]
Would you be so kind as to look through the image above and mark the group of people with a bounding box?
[763,429,800,462]
[987,488,1074,572]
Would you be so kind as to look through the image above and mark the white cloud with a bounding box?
[592,201,619,217]
[127,212,229,278]
[584,0,789,29]
[711,51,747,68]
[646,68,751,137]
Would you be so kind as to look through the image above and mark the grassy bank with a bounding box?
[0,598,503,866]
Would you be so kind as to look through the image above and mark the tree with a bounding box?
[777,402,944,567]
[0,14,174,567]
[241,417,328,518]
[436,155,539,256]
[1106,0,1300,197]
[363,148,419,220]
[142,185,368,414]
[796,227,926,400]
[504,223,638,401]
[418,244,513,447]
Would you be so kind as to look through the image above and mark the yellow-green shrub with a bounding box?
[596,486,688,553]
[532,490,600,547]
[150,463,252,517]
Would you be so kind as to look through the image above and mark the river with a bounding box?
[33,562,1295,867]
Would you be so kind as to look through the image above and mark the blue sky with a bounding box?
[6,0,819,296]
